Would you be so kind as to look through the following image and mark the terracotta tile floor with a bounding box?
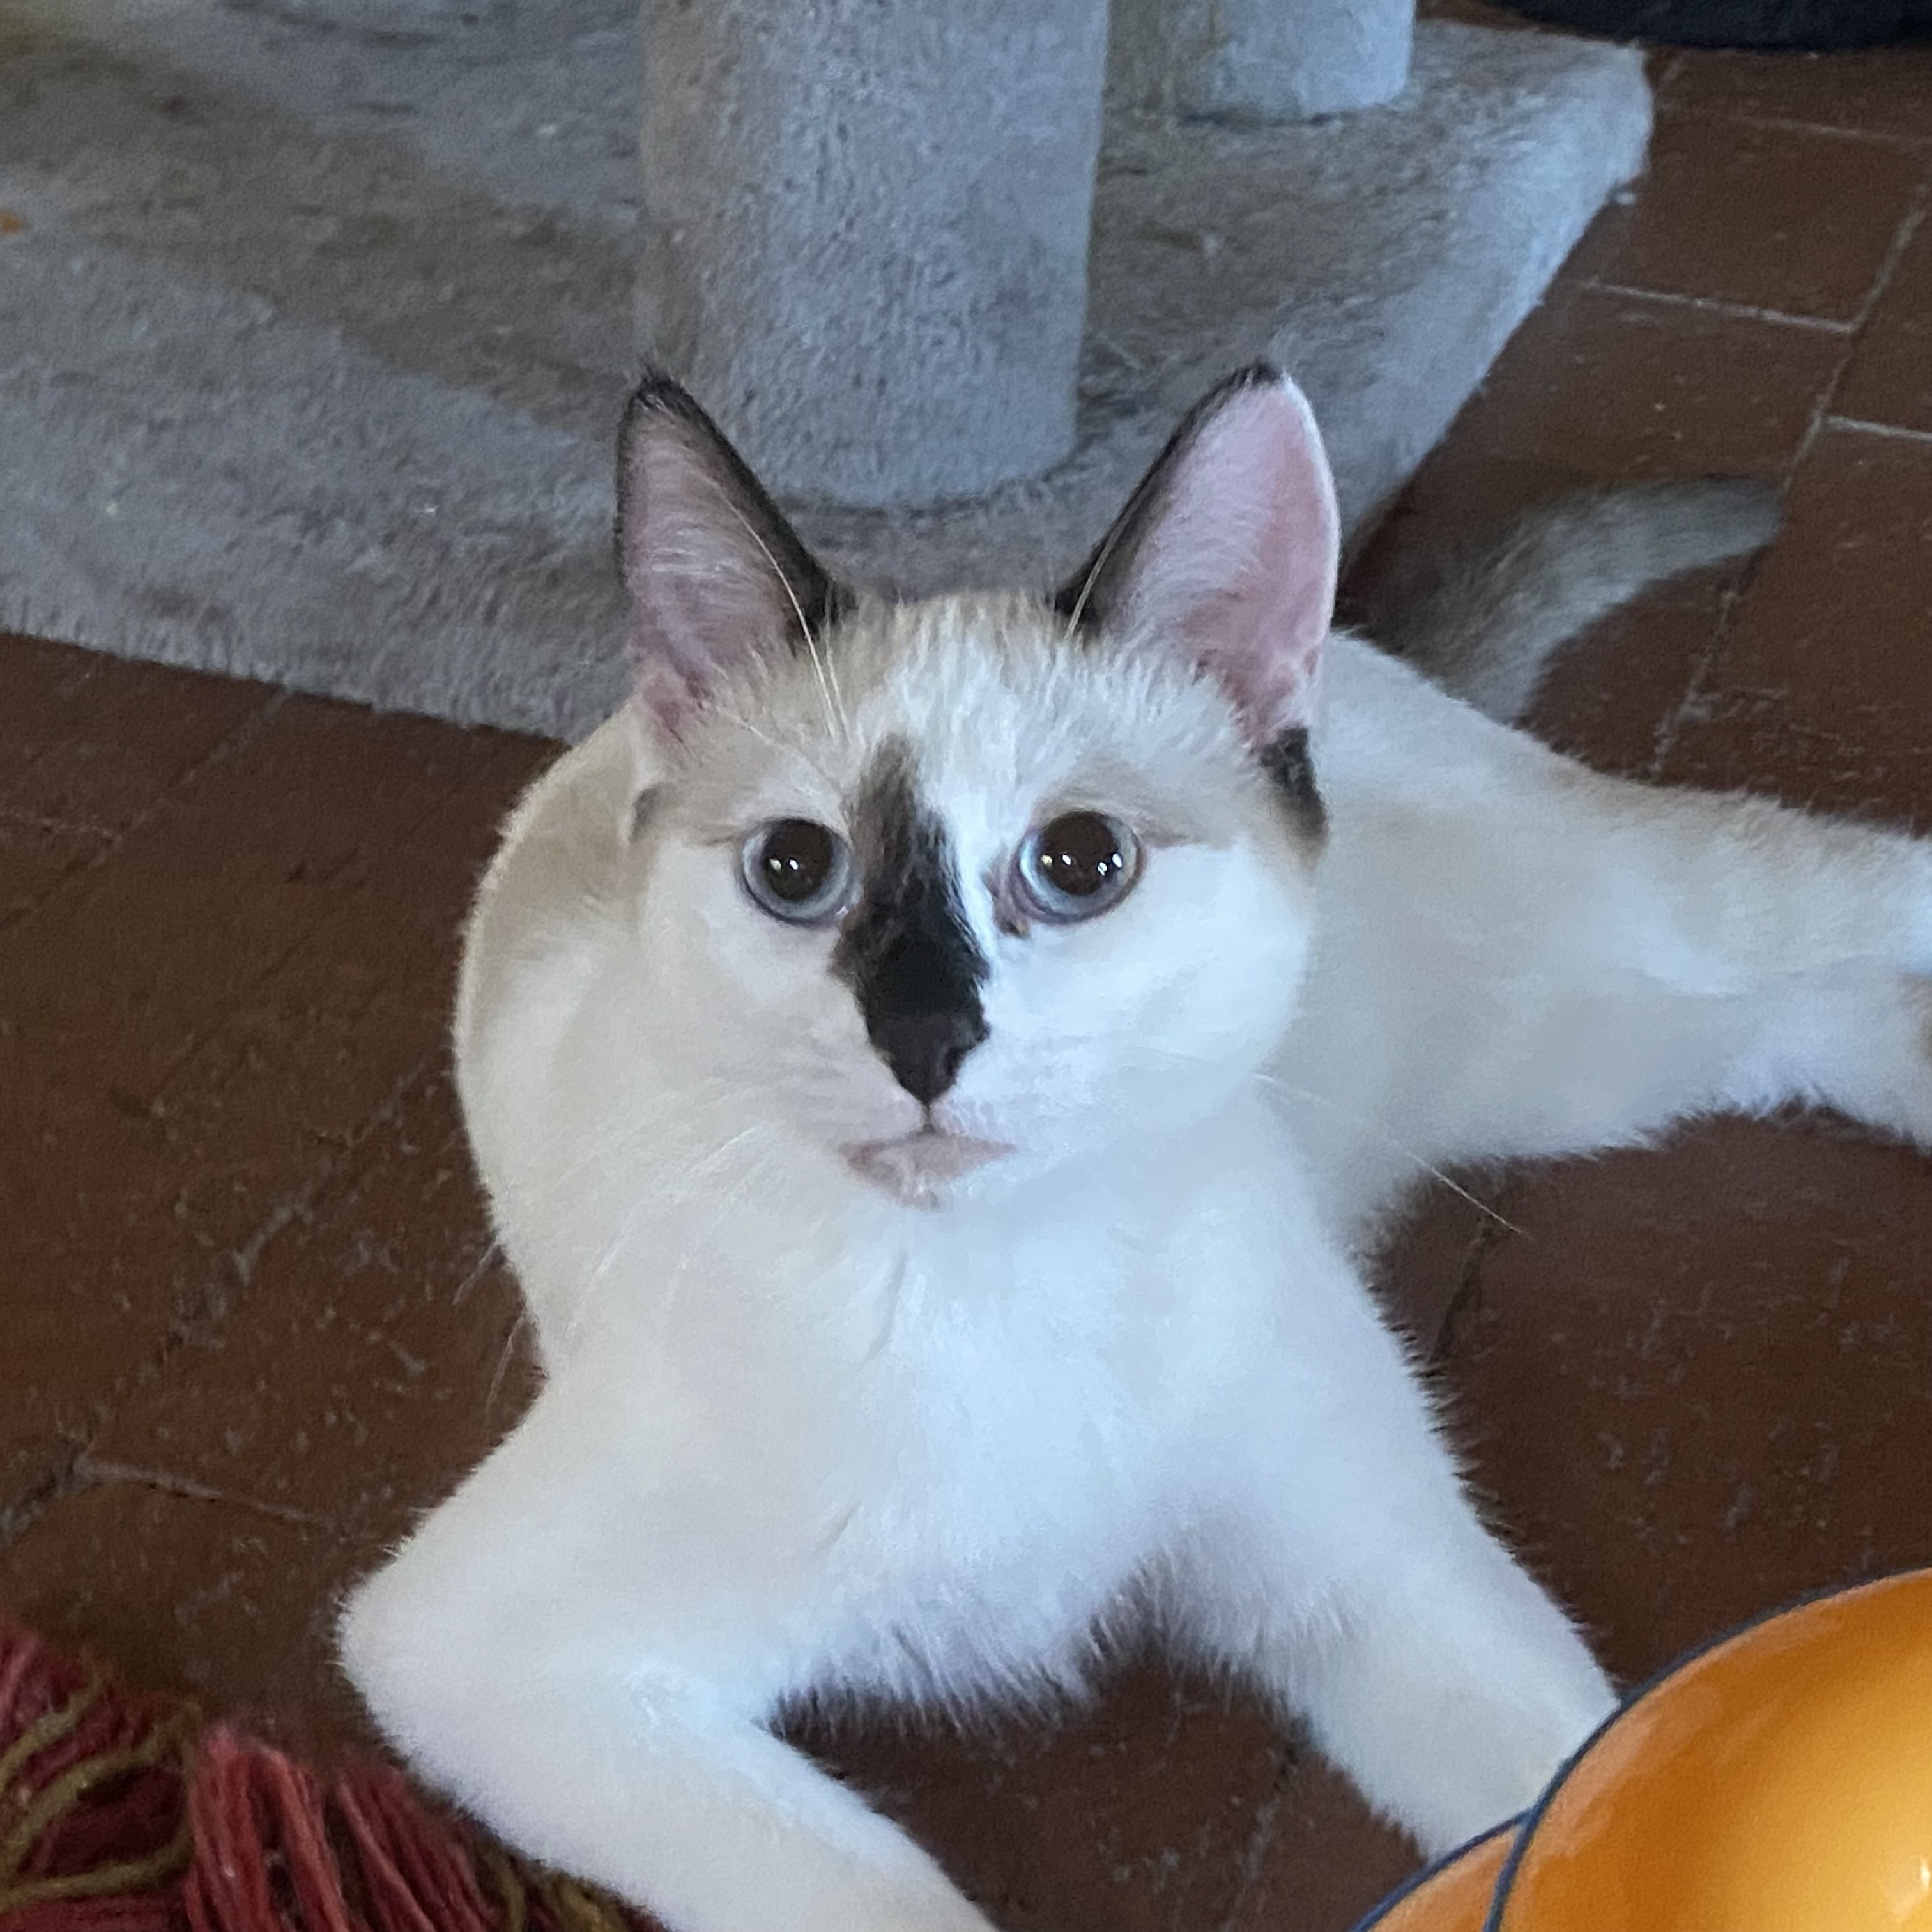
[3,29,1931,1932]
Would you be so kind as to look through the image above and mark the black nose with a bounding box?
[869,1007,988,1105]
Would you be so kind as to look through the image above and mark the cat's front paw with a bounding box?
[1390,1665,1616,1856]
[1294,1557,1617,1859]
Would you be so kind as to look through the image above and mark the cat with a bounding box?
[339,364,1932,1932]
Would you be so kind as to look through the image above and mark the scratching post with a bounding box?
[1109,0,1416,121]
[635,0,1111,509]
[0,3,1652,736]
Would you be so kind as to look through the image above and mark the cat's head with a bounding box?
[612,365,1338,1209]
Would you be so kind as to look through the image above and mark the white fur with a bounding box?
[1292,639,1932,1238]
[341,386,1932,1932]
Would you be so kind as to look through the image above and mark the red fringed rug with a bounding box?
[0,1619,652,1932]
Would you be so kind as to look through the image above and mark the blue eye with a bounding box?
[740,819,852,924]
[1015,813,1141,922]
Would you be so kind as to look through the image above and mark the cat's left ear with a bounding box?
[1054,365,1339,743]
[615,371,842,735]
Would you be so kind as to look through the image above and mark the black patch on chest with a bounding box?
[832,746,990,1105]
[1258,727,1326,845]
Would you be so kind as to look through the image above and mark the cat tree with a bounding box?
[641,0,1652,544]
[0,0,1651,740]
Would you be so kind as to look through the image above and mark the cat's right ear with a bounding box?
[615,372,841,736]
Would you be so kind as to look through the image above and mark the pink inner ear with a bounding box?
[620,421,801,734]
[1122,379,1340,744]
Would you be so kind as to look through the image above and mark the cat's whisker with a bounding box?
[559,1186,660,1355]
[484,1305,533,1418]
[530,1092,735,1202]
[706,706,790,756]
[546,1100,767,1344]
[706,478,848,742]
[1252,1071,1525,1237]
[1121,1042,1524,1237]
[1059,513,1131,643]
[683,1119,777,1183]
[653,1141,794,1342]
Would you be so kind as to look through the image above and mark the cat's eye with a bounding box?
[740,818,852,924]
[1014,812,1141,923]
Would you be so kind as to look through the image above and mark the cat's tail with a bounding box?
[1368,478,1781,724]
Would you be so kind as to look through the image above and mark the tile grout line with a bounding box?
[0,688,291,959]
[1825,414,1932,444]
[1643,172,1929,780]
[1664,102,1932,153]
[70,1455,346,1533]
[0,1448,352,1558]
[1427,1181,1524,1374]
[136,862,410,1125]
[0,802,118,843]
[55,1050,452,1517]
[1,723,531,1543]
[1843,178,1930,338]
[1209,1751,1296,1932]
[1777,172,1929,468]
[1578,280,1856,335]
[0,1441,92,1559]
[1643,483,1791,780]
[174,1051,445,1347]
[3,1050,471,1559]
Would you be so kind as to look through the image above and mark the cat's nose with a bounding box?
[870,1007,988,1106]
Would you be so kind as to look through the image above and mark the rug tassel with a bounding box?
[0,1625,193,1927]
[0,1620,653,1932]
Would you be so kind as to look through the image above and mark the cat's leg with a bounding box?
[1570,785,1932,1147]
[1598,785,1932,986]
[339,1390,995,1932]
[1720,961,1932,1146]
[1174,1275,1614,1857]
[1299,779,1932,1220]
[1238,1505,1614,1857]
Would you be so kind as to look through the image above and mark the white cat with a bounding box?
[340,367,1932,1932]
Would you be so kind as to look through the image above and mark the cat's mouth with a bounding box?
[841,1129,1015,1208]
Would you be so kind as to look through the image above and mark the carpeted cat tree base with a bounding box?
[0,3,1648,742]
[0,1617,652,1932]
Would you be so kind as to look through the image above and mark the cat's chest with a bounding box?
[841,1218,1192,1473]
[774,1226,1204,1700]
[565,1141,1333,1703]
[813,1191,1280,1551]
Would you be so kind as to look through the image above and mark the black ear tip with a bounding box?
[620,367,723,450]
[1163,362,1299,454]
[627,364,693,408]
[1194,363,1291,418]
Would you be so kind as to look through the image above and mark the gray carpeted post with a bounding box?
[1110,0,1415,120]
[635,0,1110,509]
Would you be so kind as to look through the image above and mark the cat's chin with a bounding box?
[841,1130,1016,1211]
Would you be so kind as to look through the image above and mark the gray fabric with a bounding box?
[638,0,1110,506]
[0,4,1649,743]
[1110,0,1414,120]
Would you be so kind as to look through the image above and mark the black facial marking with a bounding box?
[832,745,990,1107]
[1258,728,1327,845]
[1050,362,1287,639]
